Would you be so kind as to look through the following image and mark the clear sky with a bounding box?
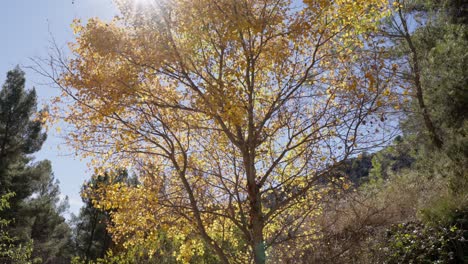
[0,0,119,217]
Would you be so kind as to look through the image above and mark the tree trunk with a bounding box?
[398,8,443,149]
[244,150,266,264]
[252,218,266,264]
[85,212,99,264]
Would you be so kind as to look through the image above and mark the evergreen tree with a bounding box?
[72,176,116,262]
[384,0,467,148]
[375,1,468,255]
[72,170,136,263]
[392,0,468,193]
[0,193,33,263]
[0,68,73,263]
[24,161,73,264]
[0,67,46,210]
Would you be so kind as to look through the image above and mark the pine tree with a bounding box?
[72,170,138,263]
[72,173,117,263]
[0,193,33,263]
[0,67,46,208]
[0,67,73,263]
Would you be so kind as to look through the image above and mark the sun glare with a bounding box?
[133,0,154,7]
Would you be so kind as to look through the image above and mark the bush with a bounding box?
[378,221,467,264]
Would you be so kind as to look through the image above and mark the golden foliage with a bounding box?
[52,0,396,262]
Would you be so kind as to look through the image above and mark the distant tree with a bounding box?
[335,152,374,186]
[72,170,132,263]
[368,136,415,183]
[72,170,220,264]
[23,161,73,264]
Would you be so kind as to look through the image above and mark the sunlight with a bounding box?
[132,0,154,7]
[114,0,159,18]
[2,0,464,262]
[127,0,160,15]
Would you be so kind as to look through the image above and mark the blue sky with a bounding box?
[0,0,119,217]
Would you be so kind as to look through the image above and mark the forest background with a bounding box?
[0,0,466,263]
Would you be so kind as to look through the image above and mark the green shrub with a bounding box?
[379,221,467,264]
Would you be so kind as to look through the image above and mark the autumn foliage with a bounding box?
[51,0,396,263]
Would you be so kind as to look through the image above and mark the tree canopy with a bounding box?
[0,68,72,264]
[48,0,403,262]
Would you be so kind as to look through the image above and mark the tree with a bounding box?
[0,68,73,263]
[284,1,468,262]
[0,193,33,264]
[0,67,46,209]
[72,170,206,263]
[48,0,397,262]
[383,0,468,148]
[383,0,467,190]
[381,0,444,148]
[72,170,134,263]
[23,161,74,264]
